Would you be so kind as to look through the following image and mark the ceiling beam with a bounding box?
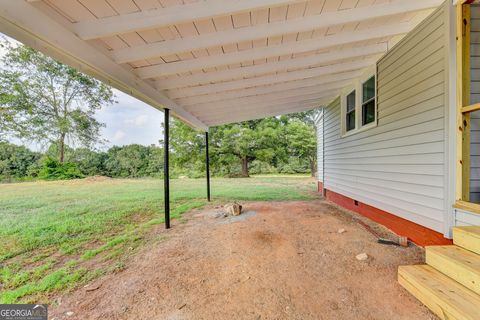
[175,70,362,106]
[185,80,349,110]
[204,103,326,126]
[166,58,375,99]
[188,91,338,117]
[114,0,441,63]
[203,97,334,126]
[73,0,303,40]
[0,0,208,130]
[136,22,410,79]
[156,43,386,90]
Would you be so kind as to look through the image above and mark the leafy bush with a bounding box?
[0,142,41,181]
[38,158,83,180]
[249,160,278,175]
[278,157,309,174]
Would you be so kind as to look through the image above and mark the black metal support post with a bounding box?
[164,108,170,229]
[205,131,211,202]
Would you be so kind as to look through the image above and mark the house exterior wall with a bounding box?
[319,6,448,235]
[470,110,480,202]
[471,5,480,105]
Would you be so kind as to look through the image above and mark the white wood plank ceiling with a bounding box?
[0,0,443,130]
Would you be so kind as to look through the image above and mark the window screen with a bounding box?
[346,90,355,131]
[362,76,375,125]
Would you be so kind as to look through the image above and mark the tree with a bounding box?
[0,142,41,180]
[115,144,150,177]
[169,119,205,175]
[103,144,163,178]
[0,41,114,163]
[167,114,318,178]
[210,118,284,177]
[285,120,317,177]
[0,88,27,141]
[71,147,108,176]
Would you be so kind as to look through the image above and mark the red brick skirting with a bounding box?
[317,181,324,195]
[324,188,452,247]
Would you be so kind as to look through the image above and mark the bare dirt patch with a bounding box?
[50,200,435,320]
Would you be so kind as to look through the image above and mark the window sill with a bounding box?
[454,200,480,215]
[341,120,377,138]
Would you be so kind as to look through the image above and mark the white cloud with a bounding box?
[124,114,149,126]
[135,114,149,126]
[112,130,126,142]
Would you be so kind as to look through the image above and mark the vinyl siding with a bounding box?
[470,110,480,202]
[321,7,447,233]
[316,112,324,182]
[470,5,480,202]
[455,208,480,226]
[471,4,480,104]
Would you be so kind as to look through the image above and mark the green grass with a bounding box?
[0,176,316,303]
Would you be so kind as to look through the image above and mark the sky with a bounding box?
[1,33,164,151]
[95,91,164,149]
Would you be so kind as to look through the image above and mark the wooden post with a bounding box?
[456,1,471,202]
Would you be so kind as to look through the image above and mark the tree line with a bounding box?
[0,142,163,181]
[0,39,317,182]
[0,113,317,182]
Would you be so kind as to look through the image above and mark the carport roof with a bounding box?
[0,0,443,130]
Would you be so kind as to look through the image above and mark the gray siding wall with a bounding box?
[471,4,480,104]
[321,7,447,233]
[470,110,480,202]
[316,112,324,182]
[470,5,480,202]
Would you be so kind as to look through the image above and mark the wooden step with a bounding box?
[426,245,480,295]
[398,265,480,320]
[453,226,480,255]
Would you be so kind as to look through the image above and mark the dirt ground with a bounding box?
[50,200,436,320]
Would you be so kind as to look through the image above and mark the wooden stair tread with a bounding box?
[398,265,480,320]
[453,226,480,255]
[426,245,480,295]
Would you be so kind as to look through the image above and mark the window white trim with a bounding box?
[345,89,356,132]
[340,66,378,137]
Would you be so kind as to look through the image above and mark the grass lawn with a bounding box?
[0,176,317,303]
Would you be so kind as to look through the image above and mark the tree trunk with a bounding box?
[59,133,65,163]
[310,159,316,177]
[241,157,249,177]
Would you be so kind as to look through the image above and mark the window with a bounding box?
[340,68,377,136]
[362,76,376,125]
[346,90,356,131]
